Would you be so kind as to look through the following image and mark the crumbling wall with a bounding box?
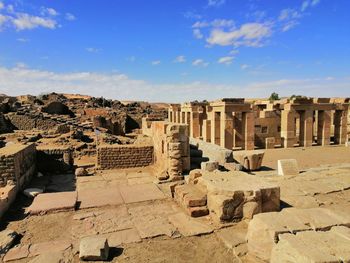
[254,110,281,149]
[142,118,190,180]
[0,144,36,218]
[6,113,57,131]
[96,144,153,169]
[36,146,74,173]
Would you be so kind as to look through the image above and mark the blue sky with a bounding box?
[0,0,349,102]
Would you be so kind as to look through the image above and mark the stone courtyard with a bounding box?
[0,93,349,262]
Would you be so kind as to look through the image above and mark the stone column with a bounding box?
[220,112,234,149]
[242,111,255,150]
[191,111,200,138]
[181,112,185,124]
[334,110,348,144]
[299,110,313,147]
[168,108,173,122]
[317,110,331,146]
[202,120,211,143]
[281,110,296,148]
[233,112,243,149]
[211,111,221,146]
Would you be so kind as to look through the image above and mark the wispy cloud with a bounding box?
[192,19,234,29]
[193,28,203,39]
[192,59,209,67]
[0,65,348,102]
[183,11,202,20]
[17,38,30,42]
[206,22,272,47]
[151,60,161,65]
[65,13,76,21]
[0,2,4,10]
[240,64,250,70]
[126,56,136,62]
[41,7,59,16]
[174,55,186,63]
[86,47,101,53]
[207,0,225,8]
[12,13,57,30]
[301,0,321,12]
[217,56,234,65]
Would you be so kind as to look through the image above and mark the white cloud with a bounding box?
[279,9,301,21]
[0,14,8,27]
[151,60,161,65]
[207,22,272,47]
[41,7,59,16]
[65,13,76,21]
[240,64,250,70]
[192,59,209,67]
[0,2,4,10]
[193,28,203,39]
[0,65,348,102]
[183,11,202,20]
[217,56,234,65]
[282,20,299,32]
[301,1,309,12]
[192,19,234,28]
[12,13,57,30]
[6,4,14,13]
[17,38,29,42]
[86,47,101,53]
[311,0,320,6]
[208,0,225,7]
[174,55,186,63]
[229,49,239,55]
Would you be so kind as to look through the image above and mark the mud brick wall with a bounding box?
[7,113,57,131]
[0,143,36,188]
[97,144,153,169]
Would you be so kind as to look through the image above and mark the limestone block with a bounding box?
[207,192,244,222]
[277,159,299,176]
[79,236,109,261]
[188,169,202,184]
[233,150,265,171]
[201,161,219,172]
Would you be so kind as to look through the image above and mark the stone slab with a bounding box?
[271,227,350,263]
[0,229,17,254]
[119,184,165,204]
[103,228,141,247]
[78,187,124,209]
[168,212,214,237]
[79,236,109,261]
[277,159,299,176]
[28,191,77,215]
[4,244,30,262]
[216,226,247,249]
[72,206,133,238]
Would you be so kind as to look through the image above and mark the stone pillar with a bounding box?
[242,112,255,150]
[334,110,348,144]
[220,112,234,149]
[181,112,185,124]
[191,112,200,138]
[317,110,331,146]
[233,112,243,149]
[168,109,173,122]
[211,111,221,146]
[299,110,313,147]
[202,120,211,143]
[281,110,296,148]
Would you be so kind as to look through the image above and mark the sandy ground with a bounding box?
[1,145,350,263]
[261,145,350,170]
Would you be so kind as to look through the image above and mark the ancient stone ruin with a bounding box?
[0,93,349,262]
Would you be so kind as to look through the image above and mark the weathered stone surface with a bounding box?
[168,212,214,237]
[0,229,17,254]
[103,228,141,247]
[271,226,350,263]
[28,191,77,215]
[233,150,265,171]
[78,187,123,209]
[201,161,219,172]
[4,244,30,262]
[187,169,202,184]
[277,159,299,176]
[246,207,350,261]
[79,236,109,261]
[23,188,43,198]
[119,183,165,204]
[216,226,247,249]
[75,167,88,176]
[198,171,280,221]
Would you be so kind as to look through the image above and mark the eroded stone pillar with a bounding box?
[191,112,200,138]
[281,110,296,148]
[317,110,331,146]
[168,109,173,122]
[299,110,313,147]
[334,110,348,144]
[220,112,234,149]
[202,120,211,143]
[242,112,255,150]
[211,111,221,146]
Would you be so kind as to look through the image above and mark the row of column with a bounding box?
[281,109,348,148]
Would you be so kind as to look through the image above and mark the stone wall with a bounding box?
[7,113,57,130]
[96,144,153,169]
[36,146,74,173]
[0,143,36,218]
[142,118,190,180]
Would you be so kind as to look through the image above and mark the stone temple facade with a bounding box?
[168,97,349,150]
